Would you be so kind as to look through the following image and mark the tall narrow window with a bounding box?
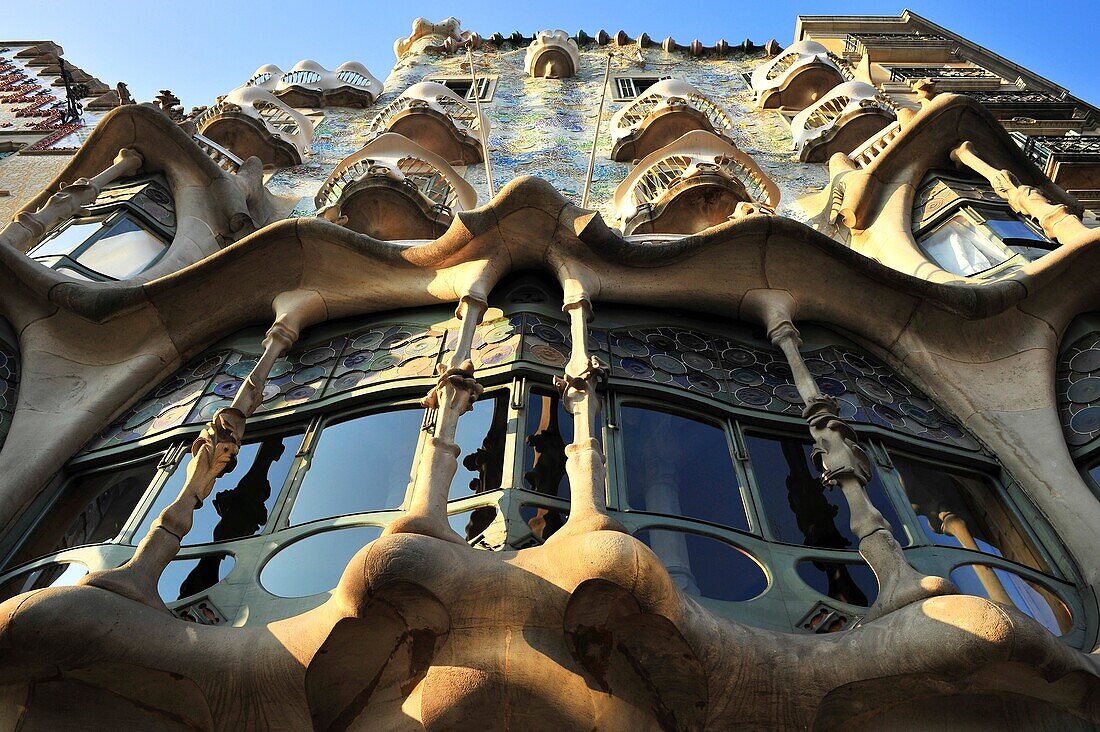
[744,433,907,548]
[289,409,421,525]
[135,432,303,545]
[451,393,509,542]
[891,452,1051,573]
[7,459,160,570]
[621,405,749,531]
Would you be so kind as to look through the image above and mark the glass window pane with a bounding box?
[260,525,381,597]
[29,219,106,258]
[796,559,878,607]
[519,504,567,544]
[0,561,88,603]
[448,507,499,548]
[634,528,767,601]
[949,564,1072,636]
[984,215,1049,243]
[919,213,1012,276]
[75,216,166,279]
[136,433,302,545]
[745,433,907,548]
[451,393,508,502]
[159,553,234,603]
[892,453,1051,573]
[290,409,420,525]
[8,460,159,569]
[622,405,748,531]
[523,388,602,500]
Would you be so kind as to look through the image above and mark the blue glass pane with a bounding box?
[634,529,767,601]
[986,217,1047,242]
[136,433,302,545]
[260,525,382,597]
[289,410,421,525]
[949,564,1071,636]
[451,394,509,502]
[622,406,748,531]
[159,553,235,602]
[745,434,907,548]
[523,388,603,500]
[0,562,88,603]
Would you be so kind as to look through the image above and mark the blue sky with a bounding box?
[5,1,1097,108]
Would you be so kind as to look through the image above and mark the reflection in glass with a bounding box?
[796,559,878,607]
[745,433,907,549]
[519,504,567,544]
[30,219,105,258]
[621,405,748,531]
[137,433,302,545]
[918,213,1013,276]
[949,564,1072,636]
[0,562,88,603]
[448,508,500,549]
[453,393,508,501]
[290,410,420,525]
[893,453,1051,573]
[8,460,159,570]
[160,554,235,602]
[523,388,601,500]
[75,217,167,279]
[634,529,767,601]
[260,526,382,597]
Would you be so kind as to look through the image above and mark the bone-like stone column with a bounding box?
[384,295,487,543]
[78,290,326,609]
[547,297,624,540]
[744,290,956,621]
[0,148,143,251]
[951,141,1096,247]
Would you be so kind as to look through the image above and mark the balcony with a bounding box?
[887,65,1001,91]
[1016,134,1100,206]
[367,82,487,165]
[612,130,779,235]
[192,133,244,173]
[751,40,845,112]
[194,88,313,169]
[962,90,1094,135]
[272,60,383,109]
[610,79,735,162]
[525,30,580,79]
[790,81,897,163]
[843,32,954,63]
[315,132,476,240]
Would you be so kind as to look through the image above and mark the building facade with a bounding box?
[0,11,1098,729]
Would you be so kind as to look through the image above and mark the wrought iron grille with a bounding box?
[888,66,998,83]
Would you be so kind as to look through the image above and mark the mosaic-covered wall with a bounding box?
[264,43,825,225]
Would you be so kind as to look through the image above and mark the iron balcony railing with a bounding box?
[1016,134,1100,168]
[843,32,951,56]
[316,155,459,215]
[888,66,998,83]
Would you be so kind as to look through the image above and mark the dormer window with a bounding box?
[912,172,1054,277]
[612,75,670,101]
[424,75,495,102]
[27,176,175,281]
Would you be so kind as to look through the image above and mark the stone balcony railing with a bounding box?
[242,60,383,108]
[790,81,897,162]
[194,87,313,168]
[192,133,244,173]
[315,132,476,240]
[751,40,845,112]
[613,129,779,235]
[367,81,487,165]
[609,79,735,162]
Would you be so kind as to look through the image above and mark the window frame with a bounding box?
[423,74,497,102]
[29,208,171,282]
[610,74,672,102]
